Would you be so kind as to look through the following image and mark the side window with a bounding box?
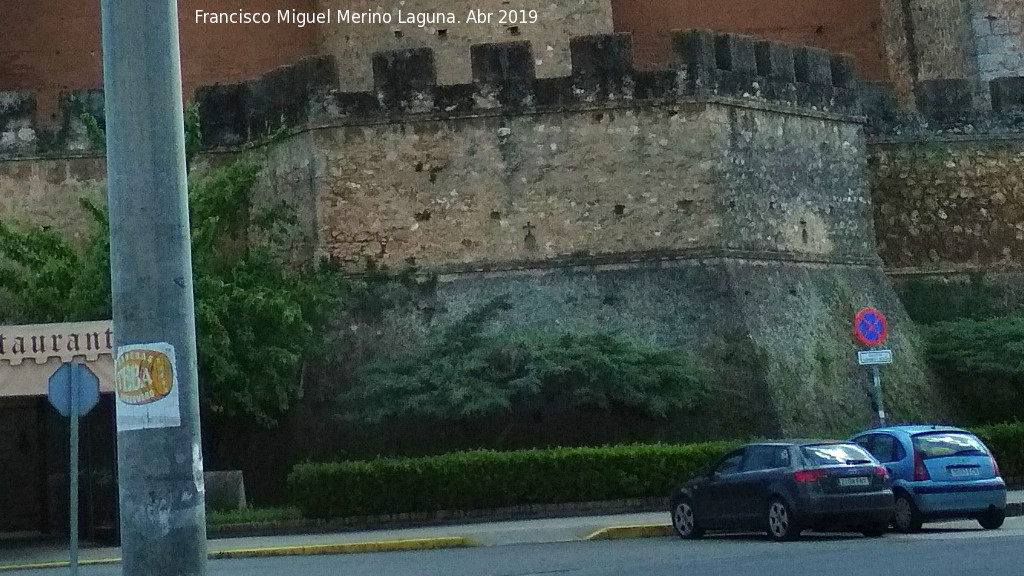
[742,446,777,472]
[715,451,745,476]
[857,434,900,463]
[855,434,882,461]
[773,446,791,469]
[891,436,907,461]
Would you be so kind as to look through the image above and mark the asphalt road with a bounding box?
[22,517,1024,576]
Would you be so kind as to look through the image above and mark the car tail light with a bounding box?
[874,466,888,478]
[913,451,930,481]
[793,469,828,483]
[991,454,1000,477]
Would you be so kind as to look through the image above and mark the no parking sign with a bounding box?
[854,308,888,347]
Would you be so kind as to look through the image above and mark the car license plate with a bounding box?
[949,467,981,478]
[838,477,870,487]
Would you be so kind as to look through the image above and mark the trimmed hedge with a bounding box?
[973,422,1024,480]
[287,442,738,519]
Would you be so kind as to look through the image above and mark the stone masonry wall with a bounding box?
[971,0,1024,82]
[870,136,1024,270]
[0,155,106,240]
[256,101,875,271]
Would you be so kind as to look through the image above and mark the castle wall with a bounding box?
[870,135,1024,271]
[0,155,106,239]
[318,0,613,92]
[0,0,316,121]
[0,30,952,443]
[254,100,875,271]
[971,0,1024,82]
[610,0,890,82]
[907,0,975,83]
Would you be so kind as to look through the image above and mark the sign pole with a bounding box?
[855,308,890,427]
[69,368,79,576]
[872,363,886,427]
[100,0,207,574]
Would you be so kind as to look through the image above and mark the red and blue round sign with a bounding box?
[854,308,888,347]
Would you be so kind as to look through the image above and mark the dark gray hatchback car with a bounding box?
[669,441,895,541]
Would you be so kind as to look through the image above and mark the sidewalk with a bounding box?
[2,491,1022,571]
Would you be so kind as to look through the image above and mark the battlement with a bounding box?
[192,30,864,148]
[0,30,865,155]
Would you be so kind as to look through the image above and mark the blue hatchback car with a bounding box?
[851,425,1006,532]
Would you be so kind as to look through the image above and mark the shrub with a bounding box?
[340,298,708,425]
[972,421,1024,480]
[287,442,738,519]
[924,317,1024,425]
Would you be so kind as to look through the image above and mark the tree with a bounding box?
[0,108,345,427]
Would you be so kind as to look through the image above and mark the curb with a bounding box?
[586,503,1024,541]
[0,558,121,573]
[586,524,674,540]
[0,537,481,572]
[207,537,483,560]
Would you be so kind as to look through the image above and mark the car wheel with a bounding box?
[766,498,800,541]
[892,493,923,533]
[861,521,888,538]
[978,507,1005,530]
[671,499,704,539]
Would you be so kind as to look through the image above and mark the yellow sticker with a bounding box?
[115,348,174,405]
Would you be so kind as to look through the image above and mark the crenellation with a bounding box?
[755,41,795,82]
[2,30,874,156]
[914,78,974,119]
[195,54,338,147]
[793,47,832,86]
[372,48,438,115]
[470,41,536,108]
[990,76,1024,113]
[714,33,757,76]
[0,92,37,154]
[569,33,635,103]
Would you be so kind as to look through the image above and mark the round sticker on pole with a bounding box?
[854,308,888,347]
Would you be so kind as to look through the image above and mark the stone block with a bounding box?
[755,41,796,82]
[196,55,338,147]
[0,92,36,153]
[372,48,437,113]
[915,79,973,118]
[205,470,247,511]
[671,29,716,74]
[247,55,339,135]
[794,47,833,86]
[471,41,536,107]
[830,54,857,89]
[714,33,757,75]
[990,76,1024,112]
[195,82,248,147]
[570,33,634,101]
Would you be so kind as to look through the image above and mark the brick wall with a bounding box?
[0,0,316,121]
[610,0,890,81]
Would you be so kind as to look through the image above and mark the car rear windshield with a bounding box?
[801,443,875,466]
[912,432,989,459]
